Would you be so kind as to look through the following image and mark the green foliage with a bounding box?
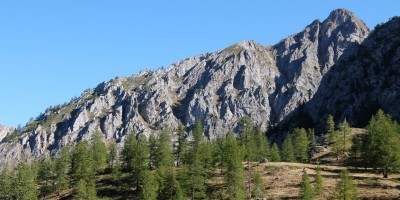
[253,125,270,161]
[281,134,296,162]
[175,123,187,167]
[107,140,118,170]
[362,110,400,178]
[270,143,281,162]
[315,168,324,196]
[12,163,39,200]
[149,134,158,169]
[54,146,71,192]
[0,167,12,199]
[140,170,158,200]
[224,132,245,200]
[91,132,108,173]
[251,172,265,199]
[326,114,335,144]
[154,130,174,168]
[38,156,55,193]
[300,171,314,200]
[350,135,362,167]
[238,117,257,163]
[335,169,357,200]
[293,128,310,162]
[123,134,150,188]
[76,178,97,200]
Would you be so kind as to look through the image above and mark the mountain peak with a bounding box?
[325,8,369,31]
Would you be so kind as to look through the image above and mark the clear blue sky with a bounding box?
[0,1,399,127]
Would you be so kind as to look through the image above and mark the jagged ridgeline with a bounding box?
[2,9,400,168]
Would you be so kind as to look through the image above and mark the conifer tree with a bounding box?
[148,134,158,169]
[293,128,310,162]
[54,146,71,193]
[350,136,362,167]
[154,130,174,168]
[224,132,245,200]
[300,171,314,200]
[38,155,55,192]
[91,131,108,173]
[326,115,335,144]
[140,169,158,200]
[337,119,352,158]
[281,134,296,162]
[362,110,400,178]
[238,117,257,163]
[335,169,357,200]
[315,168,323,196]
[251,172,266,199]
[12,163,38,200]
[270,143,281,162]
[0,167,12,199]
[175,123,187,167]
[253,125,270,161]
[307,128,317,159]
[107,140,118,170]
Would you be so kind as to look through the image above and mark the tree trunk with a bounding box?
[383,168,388,178]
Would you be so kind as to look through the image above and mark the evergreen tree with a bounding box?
[91,131,108,173]
[211,137,224,171]
[157,169,183,200]
[155,130,174,168]
[148,134,158,169]
[326,115,335,144]
[315,168,323,196]
[307,128,317,159]
[54,146,71,194]
[281,134,296,162]
[293,128,310,162]
[0,167,12,199]
[362,110,400,178]
[251,172,265,199]
[238,117,257,163]
[350,135,362,168]
[270,143,281,162]
[38,155,55,192]
[175,123,187,167]
[300,171,314,200]
[140,169,158,200]
[71,141,97,198]
[224,132,246,200]
[335,169,357,200]
[12,163,38,200]
[107,140,118,170]
[122,134,149,189]
[253,125,270,161]
[337,119,352,159]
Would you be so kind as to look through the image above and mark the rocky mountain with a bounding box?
[0,9,379,167]
[307,16,400,129]
[0,124,14,143]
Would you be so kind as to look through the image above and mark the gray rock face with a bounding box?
[0,124,14,142]
[0,9,373,167]
[307,16,400,130]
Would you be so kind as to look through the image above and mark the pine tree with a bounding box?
[107,140,118,170]
[71,141,96,198]
[148,134,158,169]
[362,110,400,178]
[315,168,323,196]
[38,155,55,192]
[307,128,317,160]
[300,171,314,200]
[238,117,257,163]
[140,169,158,200]
[251,172,265,199]
[224,132,245,200]
[155,130,174,168]
[91,131,108,173]
[121,134,151,191]
[293,128,310,162]
[337,119,352,159]
[350,135,362,168]
[270,143,281,162]
[326,114,335,144]
[253,125,270,161]
[175,123,187,167]
[54,146,71,194]
[335,169,357,200]
[281,134,296,162]
[0,167,12,199]
[12,163,38,200]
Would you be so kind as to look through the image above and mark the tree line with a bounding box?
[0,109,398,199]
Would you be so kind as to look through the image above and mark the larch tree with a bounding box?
[293,128,310,163]
[300,171,314,200]
[281,134,296,162]
[335,169,357,200]
[224,132,245,200]
[91,131,108,173]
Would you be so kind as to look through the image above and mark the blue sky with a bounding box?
[0,1,399,127]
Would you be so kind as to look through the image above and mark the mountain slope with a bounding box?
[0,9,371,167]
[307,16,400,129]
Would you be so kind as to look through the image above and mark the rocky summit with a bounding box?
[2,8,399,168]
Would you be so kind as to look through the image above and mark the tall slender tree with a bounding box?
[300,171,314,200]
[91,131,108,173]
[281,134,296,162]
[293,128,310,162]
[335,169,357,200]
[12,162,38,200]
[224,132,245,200]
